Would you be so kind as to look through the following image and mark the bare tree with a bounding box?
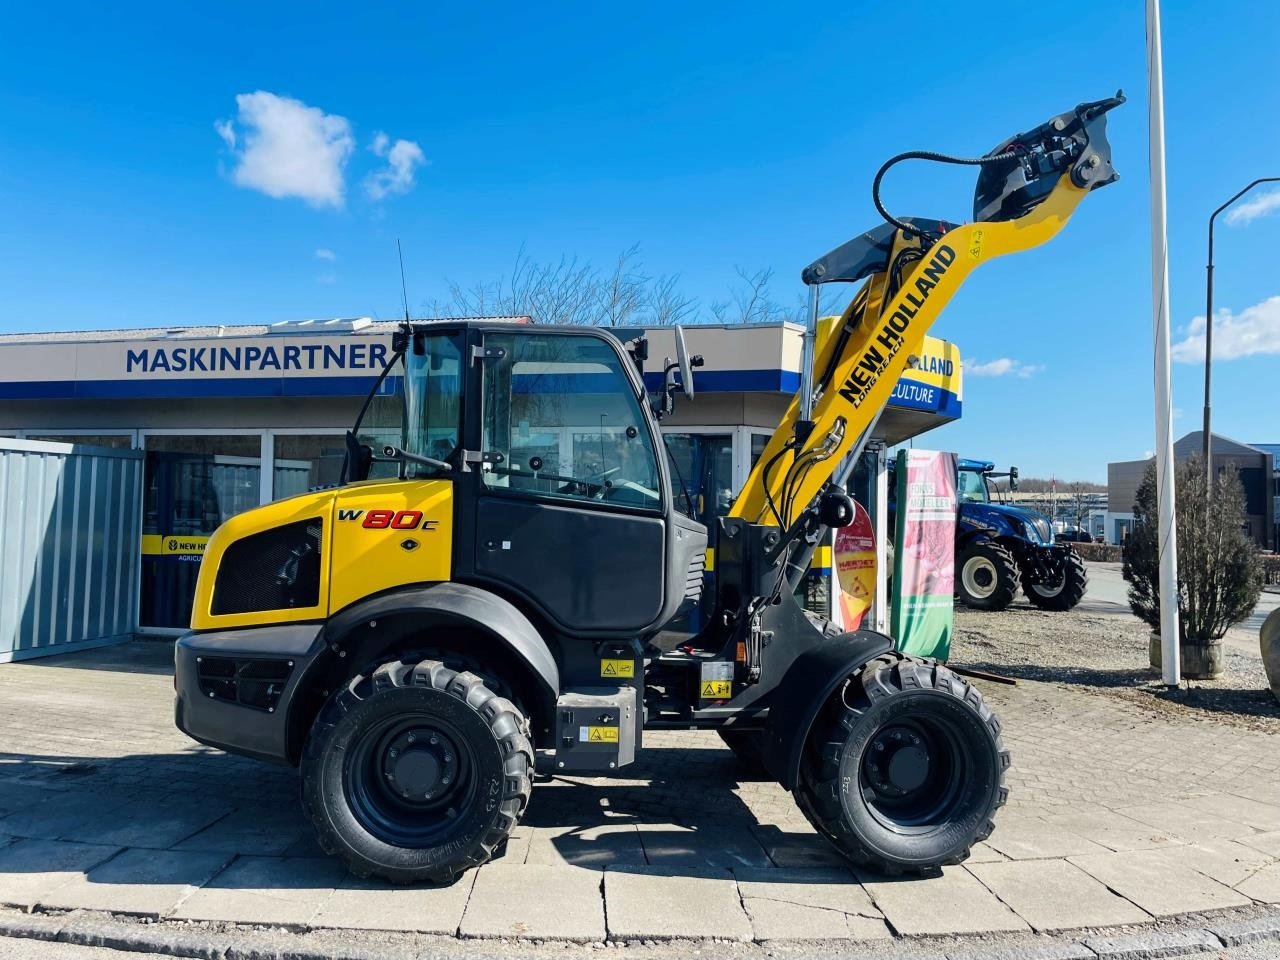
[711,267,787,324]
[597,244,648,327]
[645,274,698,326]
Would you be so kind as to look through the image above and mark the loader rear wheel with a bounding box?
[956,541,1019,611]
[301,658,533,883]
[1022,549,1088,611]
[794,652,1009,875]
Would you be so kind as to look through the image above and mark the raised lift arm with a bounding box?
[730,93,1125,558]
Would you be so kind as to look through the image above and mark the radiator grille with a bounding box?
[685,551,707,600]
[211,518,322,616]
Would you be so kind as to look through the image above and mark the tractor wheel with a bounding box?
[301,659,532,883]
[1022,548,1088,611]
[956,541,1019,610]
[794,652,1009,875]
[718,728,768,777]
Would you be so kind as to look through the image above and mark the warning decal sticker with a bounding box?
[599,659,635,679]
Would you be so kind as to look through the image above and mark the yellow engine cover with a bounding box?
[190,479,454,631]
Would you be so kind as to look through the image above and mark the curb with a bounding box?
[3,910,1280,959]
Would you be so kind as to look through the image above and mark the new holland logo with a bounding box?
[837,244,955,409]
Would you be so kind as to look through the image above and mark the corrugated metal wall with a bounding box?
[0,438,142,662]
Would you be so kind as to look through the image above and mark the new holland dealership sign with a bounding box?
[0,324,962,415]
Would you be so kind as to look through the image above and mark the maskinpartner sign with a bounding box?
[0,327,962,407]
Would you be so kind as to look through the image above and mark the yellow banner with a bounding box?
[141,534,210,557]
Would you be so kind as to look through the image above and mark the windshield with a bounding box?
[957,468,989,504]
[355,332,465,480]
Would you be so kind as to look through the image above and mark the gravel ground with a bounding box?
[950,600,1280,733]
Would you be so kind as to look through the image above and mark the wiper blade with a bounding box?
[381,445,454,474]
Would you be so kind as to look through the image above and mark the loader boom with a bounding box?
[732,94,1123,541]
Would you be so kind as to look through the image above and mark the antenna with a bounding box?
[396,239,411,323]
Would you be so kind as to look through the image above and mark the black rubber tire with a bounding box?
[301,658,533,883]
[793,652,1009,875]
[717,729,768,777]
[956,540,1019,611]
[1022,548,1088,611]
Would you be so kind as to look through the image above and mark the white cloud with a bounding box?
[1172,295,1280,362]
[1225,191,1280,226]
[364,132,426,200]
[967,357,1044,378]
[315,248,336,261]
[316,273,337,285]
[216,92,354,208]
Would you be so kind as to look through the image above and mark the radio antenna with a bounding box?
[396,239,411,323]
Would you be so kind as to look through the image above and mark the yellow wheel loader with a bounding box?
[175,93,1124,882]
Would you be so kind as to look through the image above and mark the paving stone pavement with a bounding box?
[0,638,1279,944]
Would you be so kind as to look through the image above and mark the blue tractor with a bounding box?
[955,459,1088,611]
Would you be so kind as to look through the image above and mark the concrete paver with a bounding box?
[604,866,753,940]
[171,855,345,925]
[735,867,890,941]
[171,808,310,856]
[983,816,1110,860]
[1147,837,1275,887]
[1184,794,1280,833]
[0,794,129,843]
[460,863,604,940]
[857,865,1029,936]
[968,859,1149,932]
[1236,863,1280,903]
[524,823,646,867]
[1116,800,1261,841]
[1069,849,1253,916]
[636,823,771,868]
[1041,809,1185,852]
[313,872,476,934]
[0,839,121,909]
[56,799,233,850]
[1237,831,1280,858]
[37,847,230,916]
[749,826,849,868]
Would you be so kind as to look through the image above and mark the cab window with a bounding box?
[481,332,661,509]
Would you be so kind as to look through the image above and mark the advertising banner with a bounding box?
[834,501,876,631]
[891,450,958,660]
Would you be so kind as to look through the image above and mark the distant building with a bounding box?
[1106,431,1276,550]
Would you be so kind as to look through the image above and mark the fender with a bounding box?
[760,629,895,789]
[316,582,559,740]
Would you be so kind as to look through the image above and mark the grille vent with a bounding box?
[685,551,707,600]
[197,657,293,712]
[212,518,322,616]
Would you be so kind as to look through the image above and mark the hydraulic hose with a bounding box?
[872,148,1022,237]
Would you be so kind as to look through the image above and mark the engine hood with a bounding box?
[960,501,1055,545]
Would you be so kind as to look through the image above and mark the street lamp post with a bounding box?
[1204,177,1280,493]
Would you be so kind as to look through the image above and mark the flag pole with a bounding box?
[1146,0,1181,685]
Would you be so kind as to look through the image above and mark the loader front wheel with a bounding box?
[301,659,532,883]
[1022,548,1088,611]
[795,653,1008,875]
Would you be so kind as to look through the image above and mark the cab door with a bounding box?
[470,329,672,637]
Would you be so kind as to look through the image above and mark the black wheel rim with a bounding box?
[344,712,479,847]
[856,716,965,834]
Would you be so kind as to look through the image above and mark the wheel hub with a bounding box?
[865,727,932,797]
[382,729,459,802]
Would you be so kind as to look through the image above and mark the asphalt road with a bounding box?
[1084,560,1280,655]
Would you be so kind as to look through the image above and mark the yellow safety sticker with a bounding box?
[968,227,985,261]
[599,658,635,679]
[700,680,732,700]
[141,534,210,557]
[582,725,619,743]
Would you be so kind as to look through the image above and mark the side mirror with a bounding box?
[674,325,695,401]
[342,431,373,484]
[1009,466,1019,491]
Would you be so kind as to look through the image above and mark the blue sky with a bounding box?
[1,1,1278,482]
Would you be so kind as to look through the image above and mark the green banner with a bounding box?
[891,449,958,660]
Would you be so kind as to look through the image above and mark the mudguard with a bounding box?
[321,582,559,732]
[760,629,895,789]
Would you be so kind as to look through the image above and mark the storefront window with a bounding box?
[272,434,347,500]
[26,433,135,449]
[140,434,262,630]
[664,433,733,527]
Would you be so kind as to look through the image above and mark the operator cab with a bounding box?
[344,321,708,643]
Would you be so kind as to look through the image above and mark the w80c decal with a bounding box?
[337,508,441,531]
